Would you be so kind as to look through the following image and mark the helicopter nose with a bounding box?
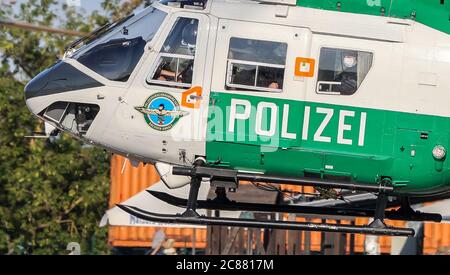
[24,65,54,101]
[24,61,104,113]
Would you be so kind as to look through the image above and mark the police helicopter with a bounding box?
[25,0,450,237]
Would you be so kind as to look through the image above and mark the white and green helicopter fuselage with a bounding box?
[25,0,450,199]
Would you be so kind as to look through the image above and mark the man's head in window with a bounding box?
[342,51,358,70]
[337,51,358,95]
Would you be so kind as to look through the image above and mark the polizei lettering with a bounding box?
[228,98,367,146]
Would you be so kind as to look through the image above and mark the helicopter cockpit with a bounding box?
[23,0,216,172]
[24,0,208,146]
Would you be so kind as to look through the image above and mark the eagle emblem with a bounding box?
[135,92,189,131]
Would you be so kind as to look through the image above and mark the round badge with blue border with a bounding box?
[136,92,184,131]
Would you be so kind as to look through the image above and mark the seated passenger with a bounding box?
[177,59,194,84]
[153,60,194,84]
[335,51,358,95]
[153,60,177,82]
[232,65,256,86]
[268,82,279,89]
[259,68,283,90]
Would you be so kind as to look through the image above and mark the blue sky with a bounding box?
[10,0,118,15]
[6,0,136,26]
[78,0,102,11]
[69,0,104,12]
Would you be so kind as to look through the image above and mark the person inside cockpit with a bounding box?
[335,51,358,95]
[268,82,280,89]
[155,58,194,83]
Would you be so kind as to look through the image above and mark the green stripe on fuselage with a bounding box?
[296,0,450,35]
[206,91,450,196]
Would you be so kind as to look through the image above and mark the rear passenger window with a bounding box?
[226,38,287,92]
[317,48,373,95]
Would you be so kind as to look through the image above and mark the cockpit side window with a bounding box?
[316,48,373,95]
[148,17,199,88]
[225,38,287,93]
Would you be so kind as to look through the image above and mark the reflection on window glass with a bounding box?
[78,37,146,82]
[148,17,199,87]
[226,37,287,92]
[317,48,373,95]
[229,38,287,65]
[231,64,256,86]
[162,18,198,56]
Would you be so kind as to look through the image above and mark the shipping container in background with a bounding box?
[108,155,450,255]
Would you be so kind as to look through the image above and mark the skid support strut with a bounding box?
[182,176,201,217]
[117,166,421,237]
[181,159,205,218]
[370,192,389,228]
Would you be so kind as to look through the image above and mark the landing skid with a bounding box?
[117,163,443,237]
[117,204,415,237]
[146,190,442,223]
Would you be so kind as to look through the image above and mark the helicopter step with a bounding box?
[146,190,442,223]
[117,204,415,237]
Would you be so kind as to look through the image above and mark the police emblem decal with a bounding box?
[135,93,189,131]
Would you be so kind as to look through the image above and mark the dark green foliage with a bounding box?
[0,0,145,255]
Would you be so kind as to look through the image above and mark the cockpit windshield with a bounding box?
[68,6,167,82]
[66,14,135,55]
[69,6,167,59]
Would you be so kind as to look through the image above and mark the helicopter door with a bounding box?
[116,12,210,165]
[207,19,311,170]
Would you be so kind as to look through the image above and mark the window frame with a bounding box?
[44,102,70,124]
[315,46,374,96]
[148,53,195,88]
[146,16,199,89]
[225,37,288,93]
